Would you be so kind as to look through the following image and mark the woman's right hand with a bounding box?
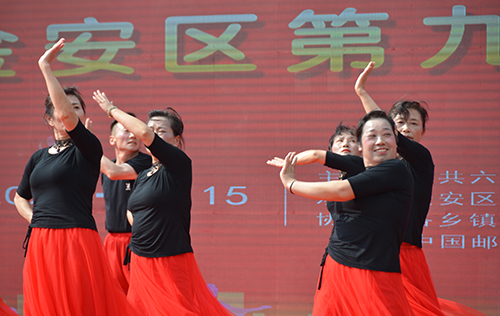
[92,90,114,115]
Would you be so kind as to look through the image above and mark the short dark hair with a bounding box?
[328,122,355,151]
[110,112,136,133]
[355,110,397,144]
[44,86,85,124]
[389,100,429,131]
[147,107,185,149]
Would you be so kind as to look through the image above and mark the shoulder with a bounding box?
[397,133,434,163]
[136,152,152,161]
[29,148,47,163]
[380,159,409,173]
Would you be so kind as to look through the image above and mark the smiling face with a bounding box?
[331,132,361,156]
[393,108,425,143]
[359,118,397,167]
[110,122,141,154]
[147,116,180,148]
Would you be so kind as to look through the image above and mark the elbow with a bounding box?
[104,168,123,181]
[14,192,26,206]
[137,128,153,143]
[13,193,21,206]
[107,173,120,181]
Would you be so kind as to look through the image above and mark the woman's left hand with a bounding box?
[354,61,375,96]
[38,38,65,70]
[280,152,297,190]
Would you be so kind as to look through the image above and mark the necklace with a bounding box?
[147,161,162,176]
[52,139,74,153]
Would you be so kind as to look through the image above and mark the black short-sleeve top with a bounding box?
[328,159,413,272]
[17,120,103,230]
[127,134,193,258]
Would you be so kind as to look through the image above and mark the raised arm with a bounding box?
[267,150,327,168]
[279,152,354,202]
[93,90,155,146]
[14,193,33,223]
[39,38,80,131]
[354,61,381,114]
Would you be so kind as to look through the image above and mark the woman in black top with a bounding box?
[14,38,137,316]
[93,90,233,316]
[355,62,487,316]
[276,111,414,315]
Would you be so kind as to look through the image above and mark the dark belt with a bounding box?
[123,244,132,266]
[22,226,33,257]
[318,247,328,290]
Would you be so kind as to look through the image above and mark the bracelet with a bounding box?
[289,180,296,195]
[107,106,117,118]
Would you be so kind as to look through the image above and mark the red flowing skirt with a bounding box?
[438,299,488,316]
[400,242,444,316]
[0,298,18,316]
[312,255,414,316]
[400,243,488,316]
[23,227,138,316]
[127,252,233,316]
[103,232,132,294]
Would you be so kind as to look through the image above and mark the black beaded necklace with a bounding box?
[147,161,163,176]
[52,139,74,153]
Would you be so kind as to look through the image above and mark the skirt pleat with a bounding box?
[401,243,488,316]
[103,232,132,294]
[400,243,445,315]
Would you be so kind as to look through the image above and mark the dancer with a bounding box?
[275,111,415,315]
[355,62,487,316]
[13,38,137,315]
[101,115,151,293]
[93,90,234,316]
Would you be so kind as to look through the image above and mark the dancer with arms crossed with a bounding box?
[355,62,487,316]
[275,111,415,315]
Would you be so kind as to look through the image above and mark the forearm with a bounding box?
[356,89,381,114]
[39,64,78,129]
[278,151,355,202]
[288,180,354,202]
[295,150,327,165]
[109,108,155,146]
[14,193,33,223]
[100,156,138,180]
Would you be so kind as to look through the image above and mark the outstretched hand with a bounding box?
[39,38,65,69]
[266,157,285,168]
[92,90,114,115]
[354,61,375,96]
[279,152,297,189]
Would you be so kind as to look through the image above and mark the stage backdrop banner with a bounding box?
[0,0,499,315]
